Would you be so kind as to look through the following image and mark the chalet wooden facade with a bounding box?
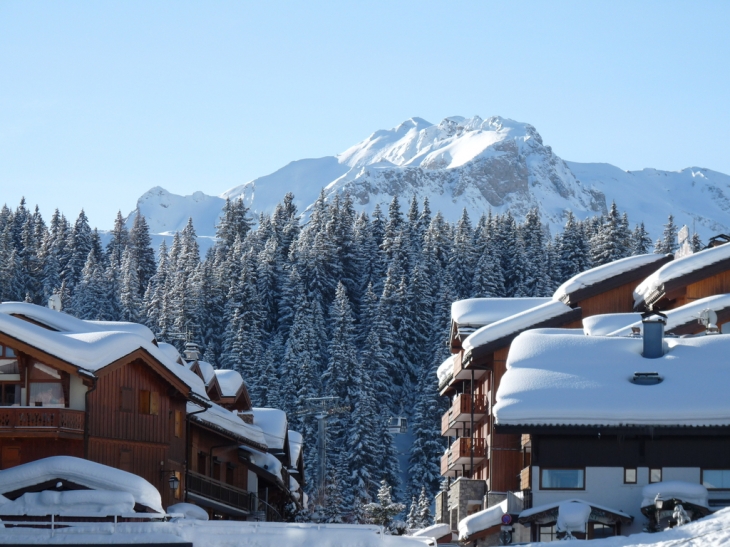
[0,303,303,521]
[435,253,674,538]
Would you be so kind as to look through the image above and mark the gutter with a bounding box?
[83,374,98,458]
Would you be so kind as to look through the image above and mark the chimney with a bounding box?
[642,312,667,359]
[183,342,200,362]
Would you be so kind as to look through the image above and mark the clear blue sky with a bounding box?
[1,1,729,229]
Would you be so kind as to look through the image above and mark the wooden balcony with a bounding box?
[440,437,487,477]
[441,394,488,436]
[520,466,532,491]
[0,407,84,439]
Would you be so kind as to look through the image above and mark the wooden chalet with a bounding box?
[0,303,303,522]
[435,253,674,540]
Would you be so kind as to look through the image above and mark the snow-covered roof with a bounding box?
[167,502,209,520]
[0,490,137,517]
[436,355,454,386]
[495,330,730,427]
[583,313,643,336]
[248,450,283,481]
[557,500,592,533]
[519,498,632,521]
[157,342,183,364]
[253,408,288,451]
[458,499,507,541]
[554,254,669,302]
[0,302,155,341]
[608,294,730,337]
[288,430,303,466]
[0,304,208,400]
[411,523,451,540]
[0,456,163,513]
[451,298,551,327]
[635,244,730,308]
[197,361,216,386]
[641,481,709,509]
[188,402,267,448]
[462,300,576,354]
[215,369,244,398]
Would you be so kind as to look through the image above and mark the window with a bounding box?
[0,345,19,376]
[624,468,637,484]
[702,470,730,490]
[0,384,20,406]
[539,525,557,542]
[540,468,585,490]
[139,390,159,415]
[212,458,221,481]
[197,452,207,475]
[29,362,66,407]
[650,468,662,483]
[226,463,234,485]
[592,523,615,538]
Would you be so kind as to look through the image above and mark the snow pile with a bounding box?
[188,402,266,447]
[583,313,643,336]
[457,499,507,541]
[167,502,209,521]
[641,481,709,509]
[411,523,451,540]
[556,500,591,533]
[0,456,163,513]
[248,450,283,481]
[608,293,730,337]
[495,330,730,426]
[554,254,668,302]
[157,342,183,364]
[0,490,136,516]
[252,408,288,451]
[436,356,454,385]
[635,243,730,307]
[288,430,303,465]
[214,369,244,397]
[451,298,550,327]
[462,300,574,354]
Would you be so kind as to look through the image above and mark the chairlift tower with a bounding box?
[297,396,350,500]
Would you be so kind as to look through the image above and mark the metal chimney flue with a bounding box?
[642,312,667,359]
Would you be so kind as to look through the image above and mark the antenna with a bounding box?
[296,396,350,501]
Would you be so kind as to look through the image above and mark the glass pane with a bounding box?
[542,469,584,489]
[703,470,730,489]
[625,468,637,483]
[30,383,65,407]
[1,385,20,406]
[0,358,19,375]
[650,469,662,483]
[4,347,15,358]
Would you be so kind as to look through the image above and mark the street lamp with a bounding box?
[169,473,180,492]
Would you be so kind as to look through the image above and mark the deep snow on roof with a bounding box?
[197,361,216,385]
[411,523,451,540]
[253,408,288,451]
[494,330,730,427]
[0,302,155,341]
[462,300,575,354]
[214,369,244,397]
[458,499,507,541]
[519,498,632,520]
[451,298,550,327]
[641,481,709,509]
[608,293,730,337]
[554,254,668,302]
[157,342,183,364]
[0,456,162,513]
[635,244,730,307]
[188,402,266,448]
[583,313,643,336]
[0,304,207,400]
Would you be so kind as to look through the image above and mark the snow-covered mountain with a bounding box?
[126,115,730,241]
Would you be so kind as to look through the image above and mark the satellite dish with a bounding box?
[48,294,62,312]
[699,309,718,328]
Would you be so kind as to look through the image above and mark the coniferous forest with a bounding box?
[0,191,694,521]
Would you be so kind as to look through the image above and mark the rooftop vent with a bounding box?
[183,342,200,361]
[642,312,667,359]
[632,372,663,385]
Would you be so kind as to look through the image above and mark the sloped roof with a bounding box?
[452,298,550,328]
[189,402,267,449]
[253,408,288,451]
[215,369,244,398]
[495,330,730,428]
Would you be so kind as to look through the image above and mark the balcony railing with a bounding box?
[186,471,282,521]
[0,407,84,436]
[441,394,488,435]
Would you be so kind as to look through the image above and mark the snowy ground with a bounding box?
[521,506,730,546]
[0,520,431,546]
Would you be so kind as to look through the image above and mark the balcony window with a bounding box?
[0,345,19,384]
[540,468,585,490]
[702,470,730,490]
[624,468,637,484]
[29,363,66,408]
[0,384,20,406]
